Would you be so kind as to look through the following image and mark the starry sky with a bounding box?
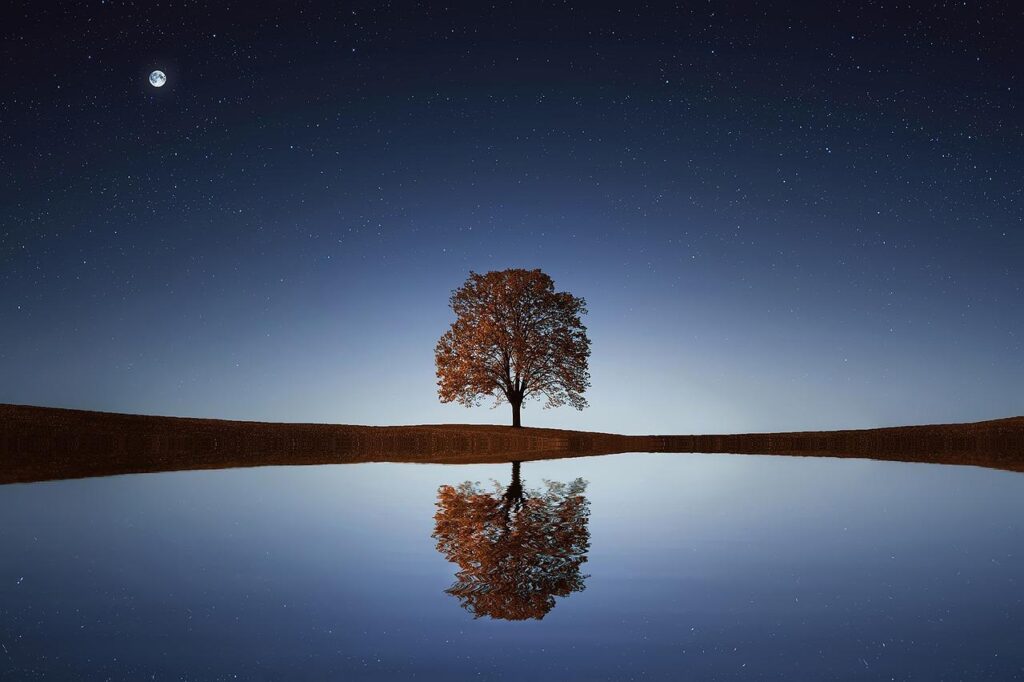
[2,2,1021,433]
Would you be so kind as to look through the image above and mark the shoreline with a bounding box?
[1,403,1022,485]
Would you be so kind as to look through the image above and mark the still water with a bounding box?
[1,453,1022,680]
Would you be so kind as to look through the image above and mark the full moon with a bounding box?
[148,70,166,88]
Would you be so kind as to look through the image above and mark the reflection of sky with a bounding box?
[1,454,1022,679]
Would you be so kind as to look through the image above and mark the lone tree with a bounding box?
[435,268,591,427]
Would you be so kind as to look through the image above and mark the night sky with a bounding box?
[2,2,1021,433]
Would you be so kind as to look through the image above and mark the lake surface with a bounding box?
[1,453,1022,680]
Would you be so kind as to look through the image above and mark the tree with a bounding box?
[435,268,591,427]
[432,462,590,620]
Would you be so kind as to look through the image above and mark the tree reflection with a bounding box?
[432,461,590,620]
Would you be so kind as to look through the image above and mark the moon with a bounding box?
[149,70,167,88]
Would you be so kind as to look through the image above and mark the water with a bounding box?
[1,453,1022,680]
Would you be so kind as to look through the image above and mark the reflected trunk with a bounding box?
[503,461,523,511]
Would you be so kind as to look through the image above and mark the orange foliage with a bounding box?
[435,268,591,426]
[432,465,590,620]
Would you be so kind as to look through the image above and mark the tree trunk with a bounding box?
[511,398,522,427]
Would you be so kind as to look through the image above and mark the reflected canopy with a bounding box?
[433,461,590,620]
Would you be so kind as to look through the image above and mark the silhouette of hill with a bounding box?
[1,403,1021,485]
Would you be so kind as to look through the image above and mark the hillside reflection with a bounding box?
[432,461,590,620]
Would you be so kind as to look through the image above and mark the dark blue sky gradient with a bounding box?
[2,2,1021,432]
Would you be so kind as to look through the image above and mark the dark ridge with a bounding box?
[1,404,1022,485]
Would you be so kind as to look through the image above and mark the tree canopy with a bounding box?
[435,268,591,427]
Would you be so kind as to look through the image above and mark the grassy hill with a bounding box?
[1,404,1021,485]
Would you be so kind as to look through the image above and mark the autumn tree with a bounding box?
[432,462,590,620]
[435,268,591,427]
